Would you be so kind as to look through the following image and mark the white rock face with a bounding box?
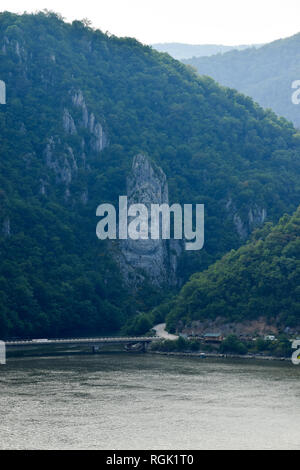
[63,109,77,135]
[44,137,78,185]
[71,90,109,153]
[91,122,108,153]
[117,154,182,288]
[0,80,6,105]
[226,198,267,239]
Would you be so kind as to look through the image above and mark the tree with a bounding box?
[220,335,248,355]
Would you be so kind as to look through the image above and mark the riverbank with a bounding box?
[5,347,291,364]
[148,350,291,362]
[151,323,293,363]
[4,345,291,364]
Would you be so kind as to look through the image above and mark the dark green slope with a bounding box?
[0,11,299,338]
[167,207,300,331]
[183,32,300,128]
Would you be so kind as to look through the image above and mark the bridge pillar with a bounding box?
[0,341,6,365]
[124,342,147,352]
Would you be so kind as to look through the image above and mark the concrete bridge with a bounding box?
[2,324,176,360]
[5,336,161,353]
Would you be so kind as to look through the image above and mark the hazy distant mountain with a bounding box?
[151,42,262,60]
[183,33,300,128]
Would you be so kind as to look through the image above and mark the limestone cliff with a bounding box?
[43,89,108,201]
[117,154,182,288]
[225,197,267,239]
[71,90,109,153]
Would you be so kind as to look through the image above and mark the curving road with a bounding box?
[153,323,178,340]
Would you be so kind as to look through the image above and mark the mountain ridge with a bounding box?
[183,31,300,127]
[0,11,299,338]
[151,42,262,60]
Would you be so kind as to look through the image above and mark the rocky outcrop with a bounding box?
[2,217,11,237]
[117,154,182,288]
[71,90,108,153]
[72,90,89,127]
[63,109,77,135]
[0,79,5,105]
[226,197,267,239]
[44,137,78,186]
[1,35,27,62]
[91,121,108,153]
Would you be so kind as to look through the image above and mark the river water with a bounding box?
[0,353,299,450]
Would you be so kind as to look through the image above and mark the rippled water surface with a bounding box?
[0,354,299,449]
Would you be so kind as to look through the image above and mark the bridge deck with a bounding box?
[5,337,160,347]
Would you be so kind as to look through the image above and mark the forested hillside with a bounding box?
[183,32,300,128]
[166,207,300,331]
[0,11,299,338]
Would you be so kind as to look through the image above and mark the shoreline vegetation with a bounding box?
[149,324,295,361]
[147,350,291,362]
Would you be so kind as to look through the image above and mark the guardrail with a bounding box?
[5,336,160,347]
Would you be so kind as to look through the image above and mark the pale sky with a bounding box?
[1,0,300,45]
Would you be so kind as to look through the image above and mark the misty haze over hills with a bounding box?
[151,42,263,60]
[183,32,300,128]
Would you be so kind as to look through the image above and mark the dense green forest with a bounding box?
[166,207,300,331]
[0,11,299,338]
[183,32,300,128]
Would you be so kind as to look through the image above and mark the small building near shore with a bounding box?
[204,333,223,343]
[264,335,276,341]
